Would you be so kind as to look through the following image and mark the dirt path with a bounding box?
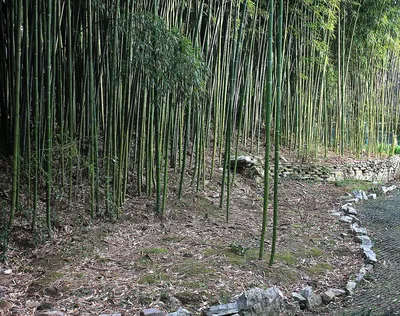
[337,192,400,315]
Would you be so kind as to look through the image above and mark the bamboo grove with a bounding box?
[2,1,400,257]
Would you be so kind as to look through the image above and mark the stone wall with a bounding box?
[274,156,400,182]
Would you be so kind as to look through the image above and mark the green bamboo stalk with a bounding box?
[9,0,23,229]
[45,0,53,235]
[259,0,273,260]
[269,0,283,266]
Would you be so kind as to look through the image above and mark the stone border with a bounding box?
[230,155,400,184]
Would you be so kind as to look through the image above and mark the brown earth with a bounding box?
[0,150,384,315]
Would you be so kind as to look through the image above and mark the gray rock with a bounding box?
[34,311,65,316]
[321,290,335,304]
[99,314,122,316]
[328,288,346,297]
[341,205,357,215]
[346,281,357,295]
[165,296,181,310]
[330,212,342,218]
[230,156,255,169]
[141,308,166,316]
[350,224,367,236]
[355,273,364,282]
[349,215,362,225]
[362,248,377,264]
[382,185,397,193]
[367,193,377,199]
[346,198,359,203]
[306,293,322,310]
[359,264,374,274]
[340,216,353,223]
[167,308,191,316]
[299,286,313,299]
[353,190,368,200]
[203,303,238,316]
[321,289,346,304]
[292,292,306,302]
[356,235,373,248]
[237,287,284,316]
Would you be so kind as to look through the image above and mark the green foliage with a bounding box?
[394,145,400,154]
[127,12,208,100]
[229,242,250,256]
[377,143,392,155]
[354,0,400,56]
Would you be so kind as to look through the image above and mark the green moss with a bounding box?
[203,248,217,256]
[275,252,298,265]
[177,260,214,276]
[363,273,374,281]
[306,247,324,258]
[292,223,307,229]
[139,295,153,305]
[218,291,232,304]
[334,179,374,191]
[181,280,208,290]
[142,247,168,254]
[307,262,333,275]
[137,272,170,284]
[38,272,65,285]
[203,246,259,266]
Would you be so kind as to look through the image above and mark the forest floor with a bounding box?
[0,149,391,315]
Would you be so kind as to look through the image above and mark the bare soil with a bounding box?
[0,152,379,316]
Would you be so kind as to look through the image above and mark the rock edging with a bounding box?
[231,155,400,183]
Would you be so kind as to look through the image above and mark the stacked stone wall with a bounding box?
[272,156,400,182]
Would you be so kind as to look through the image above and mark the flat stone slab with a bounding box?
[340,216,353,223]
[363,248,377,263]
[204,303,238,315]
[356,235,374,248]
[346,281,357,295]
[141,309,166,316]
[351,224,367,236]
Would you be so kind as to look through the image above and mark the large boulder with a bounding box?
[237,287,285,316]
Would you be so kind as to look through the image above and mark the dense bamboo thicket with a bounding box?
[1,0,400,258]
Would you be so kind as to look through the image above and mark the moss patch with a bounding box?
[37,272,65,285]
[176,260,215,276]
[275,252,298,265]
[306,247,324,258]
[334,179,375,191]
[138,272,170,284]
[142,247,168,254]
